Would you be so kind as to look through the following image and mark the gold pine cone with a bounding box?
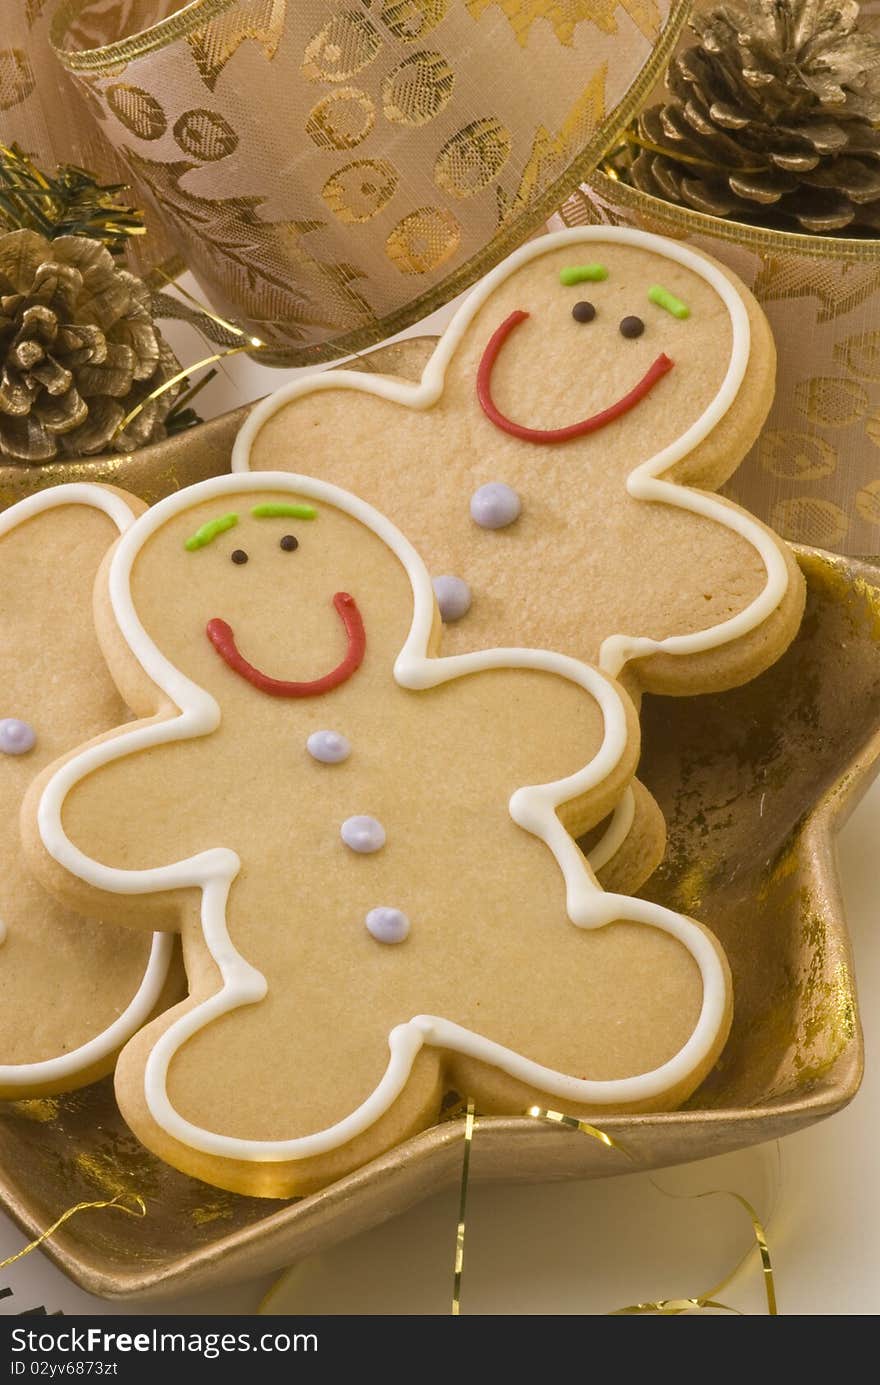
[623,0,880,234]
[0,229,182,462]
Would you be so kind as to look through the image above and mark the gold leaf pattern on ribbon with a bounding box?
[322,158,399,223]
[0,49,36,111]
[305,87,376,150]
[386,205,461,273]
[188,0,287,93]
[434,118,512,198]
[378,0,450,42]
[381,50,455,126]
[173,108,238,161]
[503,66,606,223]
[794,376,868,429]
[301,10,383,83]
[753,255,880,324]
[855,479,880,526]
[123,149,372,345]
[106,82,166,139]
[757,429,838,482]
[833,329,880,382]
[465,0,660,47]
[771,497,849,548]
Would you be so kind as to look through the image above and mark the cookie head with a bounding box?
[123,487,416,707]
[447,234,773,480]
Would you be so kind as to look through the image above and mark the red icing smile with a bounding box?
[476,309,675,443]
[206,592,366,697]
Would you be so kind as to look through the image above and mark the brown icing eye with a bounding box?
[571,300,595,323]
[280,534,299,551]
[619,315,644,339]
[231,549,248,564]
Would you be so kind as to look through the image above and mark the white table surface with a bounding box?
[1,292,878,1317]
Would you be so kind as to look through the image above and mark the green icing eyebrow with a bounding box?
[559,264,608,286]
[251,502,318,519]
[184,513,239,551]
[648,284,690,319]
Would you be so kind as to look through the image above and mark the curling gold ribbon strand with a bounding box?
[524,1107,777,1316]
[0,1193,146,1271]
[451,1098,476,1317]
[450,1105,777,1315]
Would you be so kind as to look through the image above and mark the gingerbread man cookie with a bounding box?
[26,474,731,1195]
[236,227,804,864]
[0,485,175,1098]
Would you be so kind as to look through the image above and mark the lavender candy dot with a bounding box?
[307,729,351,764]
[432,575,471,623]
[365,907,410,944]
[0,718,36,756]
[341,815,386,853]
[470,481,521,530]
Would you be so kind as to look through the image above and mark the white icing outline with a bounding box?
[0,484,173,1090]
[232,226,789,870]
[37,472,728,1162]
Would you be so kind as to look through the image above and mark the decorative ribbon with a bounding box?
[451,1099,476,1317]
[450,1105,778,1316]
[0,1193,146,1272]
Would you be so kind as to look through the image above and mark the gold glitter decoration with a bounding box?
[385,205,461,274]
[0,142,145,252]
[434,119,512,199]
[0,49,36,111]
[10,1098,59,1124]
[305,88,376,151]
[173,108,239,162]
[105,83,167,140]
[0,524,873,1296]
[561,170,880,553]
[321,159,399,224]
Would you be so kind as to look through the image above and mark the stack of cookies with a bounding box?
[2,228,805,1197]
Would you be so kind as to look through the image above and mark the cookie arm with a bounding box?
[393,645,639,912]
[22,710,238,931]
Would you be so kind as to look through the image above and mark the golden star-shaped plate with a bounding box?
[0,543,875,1299]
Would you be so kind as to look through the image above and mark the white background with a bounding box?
[1,295,878,1316]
